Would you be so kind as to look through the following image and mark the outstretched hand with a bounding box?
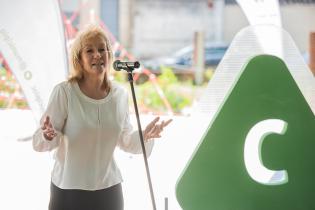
[143,117,172,142]
[41,116,57,141]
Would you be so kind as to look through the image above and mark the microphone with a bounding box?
[113,60,140,71]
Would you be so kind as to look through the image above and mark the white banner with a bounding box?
[0,0,68,123]
[235,0,282,27]
[235,0,283,57]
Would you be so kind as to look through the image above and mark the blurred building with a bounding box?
[61,0,315,59]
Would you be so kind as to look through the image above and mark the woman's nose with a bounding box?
[93,51,101,58]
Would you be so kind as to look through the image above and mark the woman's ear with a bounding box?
[77,54,84,69]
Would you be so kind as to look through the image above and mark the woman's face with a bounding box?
[79,36,109,78]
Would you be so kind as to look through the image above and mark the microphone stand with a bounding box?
[125,67,157,210]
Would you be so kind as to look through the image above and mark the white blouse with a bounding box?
[32,81,154,191]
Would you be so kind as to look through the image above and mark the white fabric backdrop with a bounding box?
[0,0,68,123]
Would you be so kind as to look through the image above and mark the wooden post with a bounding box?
[193,31,205,85]
[309,31,315,76]
[119,0,133,49]
[79,0,100,28]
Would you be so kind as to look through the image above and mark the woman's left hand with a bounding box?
[143,117,172,142]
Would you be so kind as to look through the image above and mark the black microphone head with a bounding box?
[113,60,121,71]
[134,61,140,69]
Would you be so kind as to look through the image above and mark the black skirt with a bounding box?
[49,182,124,210]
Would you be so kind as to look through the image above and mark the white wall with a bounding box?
[223,4,315,54]
[131,0,219,59]
[121,1,315,59]
[281,4,315,53]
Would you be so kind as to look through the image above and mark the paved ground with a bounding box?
[0,109,208,210]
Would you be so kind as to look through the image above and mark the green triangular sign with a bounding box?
[176,55,315,210]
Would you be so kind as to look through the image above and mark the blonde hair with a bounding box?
[68,24,113,88]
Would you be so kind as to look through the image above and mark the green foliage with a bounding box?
[112,70,126,83]
[135,66,195,114]
[0,66,6,76]
[0,67,28,109]
[158,66,178,84]
[204,68,214,81]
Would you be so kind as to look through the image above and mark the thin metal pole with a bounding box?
[165,197,168,210]
[127,72,157,210]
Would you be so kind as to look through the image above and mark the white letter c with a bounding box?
[244,119,288,185]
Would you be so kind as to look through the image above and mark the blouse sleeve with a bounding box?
[117,94,154,157]
[32,83,68,152]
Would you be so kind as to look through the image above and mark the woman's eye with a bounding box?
[86,49,93,53]
[99,48,105,52]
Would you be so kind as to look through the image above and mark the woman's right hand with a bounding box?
[41,116,57,141]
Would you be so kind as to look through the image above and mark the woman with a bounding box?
[33,24,172,210]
